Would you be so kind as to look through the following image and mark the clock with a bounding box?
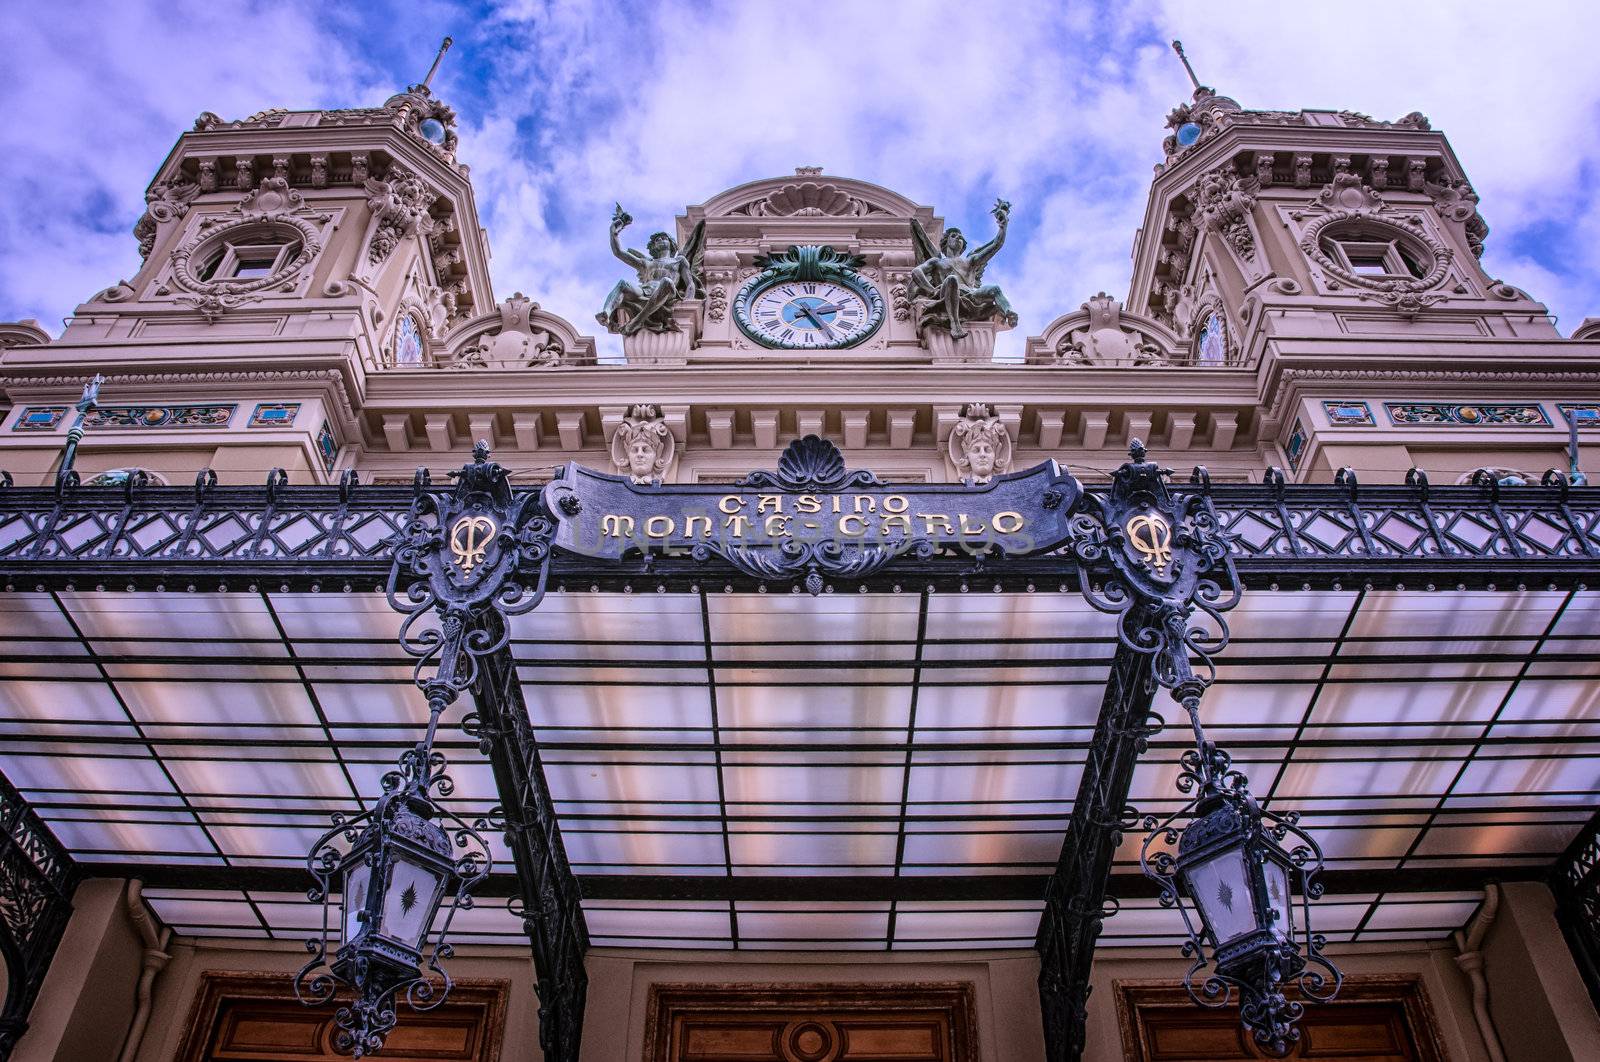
[733,246,884,350]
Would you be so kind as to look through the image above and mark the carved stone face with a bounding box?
[627,437,658,478]
[966,438,996,479]
[942,229,967,255]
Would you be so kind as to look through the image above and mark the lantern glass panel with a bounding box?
[381,857,445,950]
[342,860,371,946]
[1263,856,1294,941]
[1187,848,1256,945]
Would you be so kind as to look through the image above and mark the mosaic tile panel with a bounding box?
[248,402,301,428]
[316,421,338,473]
[1559,404,1600,428]
[84,404,236,429]
[11,407,67,431]
[1285,417,1307,472]
[1322,400,1374,427]
[1385,402,1549,427]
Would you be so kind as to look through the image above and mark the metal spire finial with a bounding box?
[1171,39,1203,92]
[421,36,454,91]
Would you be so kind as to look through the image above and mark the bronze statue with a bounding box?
[908,199,1018,339]
[596,204,706,336]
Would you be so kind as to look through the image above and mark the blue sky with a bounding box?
[5,0,1600,359]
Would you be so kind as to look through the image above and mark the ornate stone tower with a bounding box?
[1121,76,1599,482]
[0,76,500,484]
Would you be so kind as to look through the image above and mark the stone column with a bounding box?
[1481,882,1600,1062]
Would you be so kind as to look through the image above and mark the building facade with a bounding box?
[0,72,1598,1062]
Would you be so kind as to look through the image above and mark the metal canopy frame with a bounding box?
[0,448,1595,1062]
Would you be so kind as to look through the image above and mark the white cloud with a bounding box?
[5,0,1599,342]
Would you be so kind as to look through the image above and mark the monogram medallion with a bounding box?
[1125,512,1173,575]
[449,514,496,574]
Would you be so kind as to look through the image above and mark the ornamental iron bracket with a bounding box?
[1071,440,1241,691]
[387,441,555,708]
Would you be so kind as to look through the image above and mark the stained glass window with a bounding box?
[1197,312,1227,365]
[394,314,425,366]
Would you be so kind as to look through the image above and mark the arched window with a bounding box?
[393,313,426,366]
[1196,312,1228,365]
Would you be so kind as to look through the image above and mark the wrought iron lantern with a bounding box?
[296,724,490,1058]
[1142,688,1341,1054]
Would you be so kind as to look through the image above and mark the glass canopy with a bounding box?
[0,586,1592,950]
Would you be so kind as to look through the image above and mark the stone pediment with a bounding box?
[696,170,927,220]
[436,295,596,370]
[1025,293,1185,367]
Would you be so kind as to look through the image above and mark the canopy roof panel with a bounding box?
[0,586,1593,950]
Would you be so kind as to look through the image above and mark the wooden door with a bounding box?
[643,983,978,1062]
[172,973,508,1062]
[1114,977,1448,1062]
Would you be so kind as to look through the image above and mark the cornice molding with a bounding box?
[1262,365,1600,426]
[0,367,363,438]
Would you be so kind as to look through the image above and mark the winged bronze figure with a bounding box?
[906,198,1018,339]
[596,204,707,336]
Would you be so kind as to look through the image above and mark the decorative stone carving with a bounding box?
[197,159,218,193]
[907,199,1017,344]
[133,177,200,259]
[1297,177,1454,318]
[1425,176,1489,257]
[165,177,329,322]
[1192,166,1260,261]
[731,180,888,217]
[365,165,438,265]
[947,403,1013,485]
[193,111,223,132]
[610,404,675,484]
[1051,293,1168,366]
[597,205,706,337]
[1315,172,1384,214]
[449,294,565,369]
[703,270,733,322]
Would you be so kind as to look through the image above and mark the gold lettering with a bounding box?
[839,513,867,536]
[600,514,635,538]
[920,513,954,535]
[718,495,744,514]
[880,514,912,536]
[684,515,712,538]
[958,513,987,535]
[758,494,782,513]
[795,494,821,514]
[645,515,675,538]
[882,495,909,514]
[763,514,791,537]
[853,495,877,514]
[832,495,843,514]
[992,511,1024,534]
[724,514,750,536]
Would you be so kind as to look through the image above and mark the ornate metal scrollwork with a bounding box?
[1070,440,1240,686]
[386,440,556,704]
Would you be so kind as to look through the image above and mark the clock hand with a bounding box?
[797,304,838,340]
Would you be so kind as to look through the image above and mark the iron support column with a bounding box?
[470,630,589,1062]
[1036,635,1160,1060]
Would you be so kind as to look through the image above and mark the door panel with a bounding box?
[173,972,508,1062]
[644,983,977,1062]
[1115,977,1448,1062]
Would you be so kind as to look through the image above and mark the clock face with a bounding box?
[737,277,882,349]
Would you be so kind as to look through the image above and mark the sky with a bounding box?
[4,0,1600,360]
